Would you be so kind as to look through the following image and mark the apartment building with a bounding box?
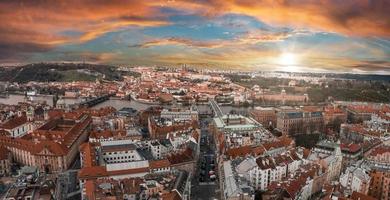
[276,108,324,135]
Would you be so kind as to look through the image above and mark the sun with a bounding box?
[279,53,297,66]
[278,53,300,72]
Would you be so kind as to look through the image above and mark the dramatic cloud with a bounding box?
[129,30,300,49]
[0,0,169,54]
[176,0,390,37]
[0,0,388,73]
[350,60,390,72]
[129,37,221,48]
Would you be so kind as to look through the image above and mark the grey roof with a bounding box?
[137,148,154,160]
[101,143,137,152]
[223,160,241,198]
[236,157,257,174]
[160,139,172,147]
[173,170,189,196]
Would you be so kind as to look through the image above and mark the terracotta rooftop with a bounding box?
[107,167,149,176]
[78,166,108,179]
[256,150,300,170]
[226,145,266,159]
[167,148,194,165]
[0,129,10,136]
[90,130,126,139]
[268,164,320,199]
[0,115,27,130]
[262,136,294,151]
[62,112,84,120]
[80,142,96,168]
[347,105,376,113]
[160,190,182,200]
[226,146,252,158]
[340,143,361,153]
[84,180,96,200]
[0,136,68,156]
[369,145,390,157]
[350,191,376,200]
[302,148,311,159]
[324,106,345,114]
[121,178,144,194]
[149,159,171,169]
[0,145,9,160]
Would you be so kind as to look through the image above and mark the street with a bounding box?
[191,116,220,200]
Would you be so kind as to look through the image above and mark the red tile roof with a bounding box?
[0,145,9,160]
[347,105,376,113]
[350,191,376,200]
[121,178,144,194]
[107,167,149,176]
[90,130,126,139]
[0,129,10,136]
[149,159,171,169]
[369,146,390,156]
[160,190,182,200]
[340,143,361,153]
[0,115,27,130]
[268,164,320,199]
[0,136,68,156]
[36,141,68,156]
[78,166,108,179]
[167,148,194,165]
[226,146,252,158]
[84,180,96,200]
[262,136,294,151]
[226,145,266,159]
[324,106,345,114]
[80,142,96,167]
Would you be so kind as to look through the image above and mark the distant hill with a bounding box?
[0,63,124,83]
[272,71,390,82]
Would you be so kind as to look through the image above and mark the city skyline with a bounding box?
[1,2,390,198]
[0,0,389,74]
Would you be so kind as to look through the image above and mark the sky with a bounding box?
[0,0,389,74]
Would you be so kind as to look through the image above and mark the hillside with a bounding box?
[0,63,123,83]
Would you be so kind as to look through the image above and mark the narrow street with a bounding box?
[191,116,220,200]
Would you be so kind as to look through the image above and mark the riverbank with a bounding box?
[0,94,250,116]
[130,94,160,105]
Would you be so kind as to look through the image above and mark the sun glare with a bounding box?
[278,53,300,72]
[279,53,297,66]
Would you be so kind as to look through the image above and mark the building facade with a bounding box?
[276,109,324,135]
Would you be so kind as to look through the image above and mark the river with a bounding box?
[0,94,250,115]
